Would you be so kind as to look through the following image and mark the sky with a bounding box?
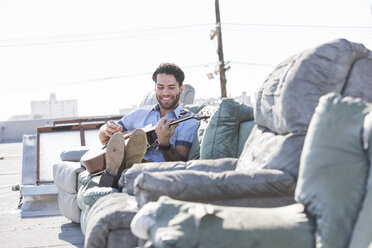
[0,0,372,121]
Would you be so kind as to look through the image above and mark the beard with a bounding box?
[157,92,181,110]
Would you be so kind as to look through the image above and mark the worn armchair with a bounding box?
[131,93,372,248]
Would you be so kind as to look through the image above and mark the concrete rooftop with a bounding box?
[0,142,84,248]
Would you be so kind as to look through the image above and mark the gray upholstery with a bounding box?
[131,93,372,248]
[295,93,372,248]
[84,193,138,248]
[132,196,315,248]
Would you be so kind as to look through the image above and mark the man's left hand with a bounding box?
[155,118,178,145]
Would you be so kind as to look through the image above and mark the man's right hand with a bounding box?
[105,120,123,137]
[99,120,123,144]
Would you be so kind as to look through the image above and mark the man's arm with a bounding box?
[160,144,189,162]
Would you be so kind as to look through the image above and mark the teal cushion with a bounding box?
[295,93,371,248]
[187,105,218,160]
[200,98,254,159]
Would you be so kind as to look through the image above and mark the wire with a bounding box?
[0,24,213,48]
[0,62,217,94]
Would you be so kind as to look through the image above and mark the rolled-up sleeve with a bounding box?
[175,119,199,148]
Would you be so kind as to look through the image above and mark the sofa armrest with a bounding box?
[134,169,295,208]
[185,158,238,172]
[123,158,238,195]
[53,161,85,194]
[60,146,89,162]
[131,196,314,248]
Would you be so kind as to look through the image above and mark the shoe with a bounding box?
[98,132,125,188]
[125,129,148,169]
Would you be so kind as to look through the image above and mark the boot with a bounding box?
[125,129,148,169]
[99,132,125,188]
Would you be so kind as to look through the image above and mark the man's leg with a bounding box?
[99,129,148,188]
[124,129,148,169]
[99,132,125,188]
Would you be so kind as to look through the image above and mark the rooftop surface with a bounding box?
[0,142,84,248]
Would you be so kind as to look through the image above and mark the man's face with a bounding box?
[155,73,184,110]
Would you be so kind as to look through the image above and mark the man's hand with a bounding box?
[99,120,122,144]
[105,120,123,137]
[155,118,178,145]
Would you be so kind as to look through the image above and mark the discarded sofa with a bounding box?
[131,93,372,248]
[128,38,372,209]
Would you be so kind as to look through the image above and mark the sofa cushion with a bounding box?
[53,161,85,194]
[200,98,254,159]
[255,38,370,135]
[188,105,218,160]
[295,93,371,248]
[237,126,305,178]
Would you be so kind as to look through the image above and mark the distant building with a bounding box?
[234,92,252,106]
[31,93,77,118]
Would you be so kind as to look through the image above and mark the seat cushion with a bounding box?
[295,93,372,248]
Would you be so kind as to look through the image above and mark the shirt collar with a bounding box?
[153,103,182,118]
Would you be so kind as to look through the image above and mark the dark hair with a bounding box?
[152,63,185,86]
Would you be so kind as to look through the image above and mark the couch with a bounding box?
[54,38,372,248]
[131,93,372,248]
[127,38,372,210]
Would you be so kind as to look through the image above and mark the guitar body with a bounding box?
[81,146,106,174]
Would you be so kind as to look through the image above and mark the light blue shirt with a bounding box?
[117,104,199,162]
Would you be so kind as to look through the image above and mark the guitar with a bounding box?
[81,114,210,174]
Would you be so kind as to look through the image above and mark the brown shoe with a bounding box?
[99,132,125,188]
[125,129,148,169]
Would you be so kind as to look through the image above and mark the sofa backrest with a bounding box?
[295,93,371,248]
[237,39,372,178]
[255,38,369,135]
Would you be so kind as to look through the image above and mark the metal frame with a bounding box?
[36,115,122,184]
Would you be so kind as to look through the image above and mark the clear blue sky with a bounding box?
[0,0,371,121]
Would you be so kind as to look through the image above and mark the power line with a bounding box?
[0,24,213,48]
[0,62,218,94]
[223,23,372,30]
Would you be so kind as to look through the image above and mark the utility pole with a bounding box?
[211,0,228,98]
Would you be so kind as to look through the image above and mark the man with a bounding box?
[96,63,199,187]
